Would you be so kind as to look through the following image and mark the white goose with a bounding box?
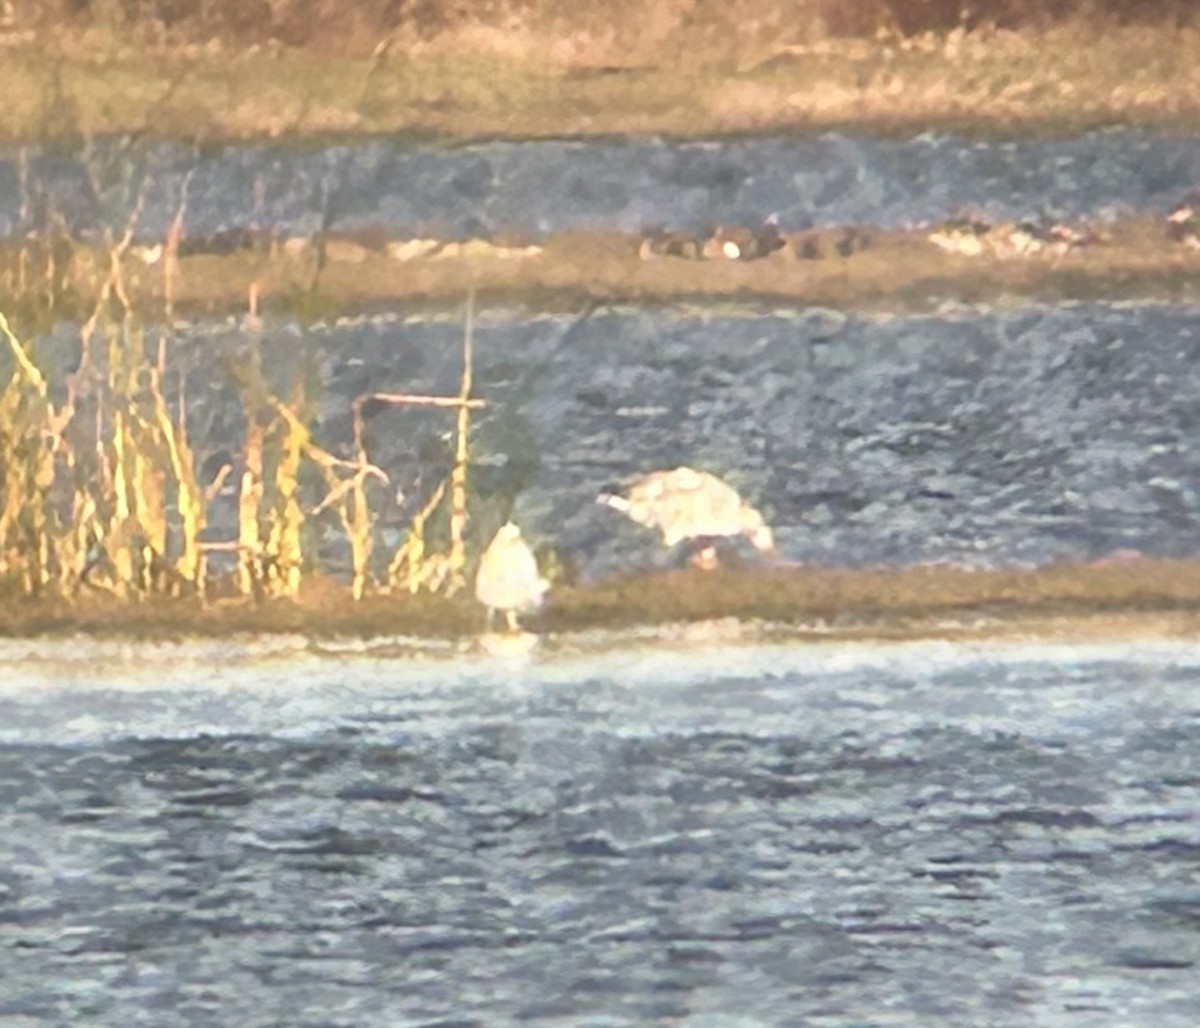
[1167,195,1199,249]
[598,467,774,569]
[475,522,549,631]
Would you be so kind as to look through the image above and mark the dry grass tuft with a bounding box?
[0,293,489,614]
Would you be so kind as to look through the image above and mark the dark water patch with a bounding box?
[171,788,255,807]
[1115,949,1196,970]
[334,784,421,803]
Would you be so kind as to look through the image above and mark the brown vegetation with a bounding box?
[0,286,484,616]
[0,1,1198,141]
[3,556,1200,645]
[544,558,1200,635]
[9,0,1197,56]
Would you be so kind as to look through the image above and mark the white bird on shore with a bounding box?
[475,522,549,632]
[598,467,774,569]
[702,216,785,261]
[1167,194,1200,249]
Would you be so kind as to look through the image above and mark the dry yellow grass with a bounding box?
[0,19,1198,142]
[0,299,486,611]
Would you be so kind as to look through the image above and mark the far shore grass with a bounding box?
[6,218,1195,332]
[2,20,1199,145]
[4,557,1200,646]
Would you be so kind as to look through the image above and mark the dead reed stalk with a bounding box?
[265,392,306,598]
[162,168,195,323]
[0,310,59,593]
[237,415,265,596]
[386,478,449,593]
[0,277,487,613]
[270,394,387,600]
[357,294,485,597]
[149,360,205,590]
[447,289,475,593]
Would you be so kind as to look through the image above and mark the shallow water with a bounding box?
[0,636,1197,1026]
[2,129,1197,242]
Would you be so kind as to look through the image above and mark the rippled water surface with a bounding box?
[2,130,1198,240]
[1,637,1198,1026]
[31,301,1200,578]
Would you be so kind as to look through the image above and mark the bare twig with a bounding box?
[446,289,476,591]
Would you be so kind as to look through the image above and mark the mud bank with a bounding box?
[8,219,1198,326]
[4,559,1200,644]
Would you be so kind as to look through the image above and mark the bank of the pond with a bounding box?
[2,23,1200,144]
[15,220,1199,325]
[4,558,1200,645]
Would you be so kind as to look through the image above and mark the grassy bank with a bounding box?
[11,218,1196,327]
[3,558,1200,644]
[2,18,1199,144]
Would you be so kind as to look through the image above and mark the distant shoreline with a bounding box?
[2,23,1199,145]
[5,219,1194,327]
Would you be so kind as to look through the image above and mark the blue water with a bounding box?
[1,635,1197,1026]
[26,300,1199,580]
[1,129,1196,241]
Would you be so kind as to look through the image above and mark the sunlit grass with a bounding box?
[1,19,1198,143]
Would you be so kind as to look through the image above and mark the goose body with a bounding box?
[475,522,548,631]
[928,217,992,256]
[1167,196,1199,249]
[638,229,704,260]
[930,215,1095,259]
[599,467,773,566]
[702,220,785,261]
